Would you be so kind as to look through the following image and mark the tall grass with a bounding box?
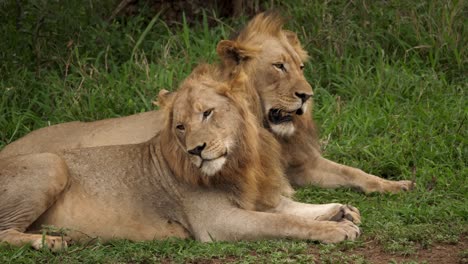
[0,0,466,262]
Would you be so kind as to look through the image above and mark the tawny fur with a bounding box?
[0,63,361,250]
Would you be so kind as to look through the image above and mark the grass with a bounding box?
[0,0,466,263]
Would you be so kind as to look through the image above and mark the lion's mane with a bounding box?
[160,65,292,211]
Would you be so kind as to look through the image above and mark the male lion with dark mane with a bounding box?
[0,12,412,194]
[0,63,360,251]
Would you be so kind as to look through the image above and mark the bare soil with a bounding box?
[183,235,467,264]
[347,237,467,264]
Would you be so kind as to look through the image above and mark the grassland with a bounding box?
[0,0,466,263]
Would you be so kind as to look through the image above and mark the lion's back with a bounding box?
[0,111,164,159]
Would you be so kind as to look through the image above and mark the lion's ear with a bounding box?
[216,40,258,66]
[155,89,176,109]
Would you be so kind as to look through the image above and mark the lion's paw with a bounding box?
[382,180,415,193]
[31,235,69,252]
[396,180,415,191]
[319,220,360,243]
[364,179,416,194]
[329,204,361,225]
[316,204,361,224]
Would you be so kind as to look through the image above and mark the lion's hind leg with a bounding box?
[0,153,69,251]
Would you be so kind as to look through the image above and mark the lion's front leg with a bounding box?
[186,194,360,243]
[194,207,360,243]
[0,229,69,251]
[289,156,414,193]
[267,196,361,224]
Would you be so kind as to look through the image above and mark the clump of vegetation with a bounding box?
[0,0,466,262]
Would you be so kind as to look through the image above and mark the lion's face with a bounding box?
[217,13,314,138]
[168,80,243,176]
[254,35,313,137]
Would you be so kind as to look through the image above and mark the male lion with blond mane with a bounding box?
[0,64,360,251]
[217,12,415,193]
[0,12,412,193]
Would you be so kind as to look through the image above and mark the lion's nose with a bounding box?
[295,92,312,103]
[188,143,206,157]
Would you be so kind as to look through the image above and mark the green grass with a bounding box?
[0,0,466,263]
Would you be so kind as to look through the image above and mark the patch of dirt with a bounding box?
[161,235,468,263]
[331,235,468,264]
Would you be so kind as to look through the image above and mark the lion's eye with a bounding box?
[176,124,185,131]
[273,63,286,72]
[203,109,213,119]
[300,64,305,70]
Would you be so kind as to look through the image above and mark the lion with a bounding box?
[217,12,414,193]
[0,12,412,194]
[0,64,360,251]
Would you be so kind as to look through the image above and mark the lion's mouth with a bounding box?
[268,108,303,124]
[198,151,229,176]
[199,151,228,168]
